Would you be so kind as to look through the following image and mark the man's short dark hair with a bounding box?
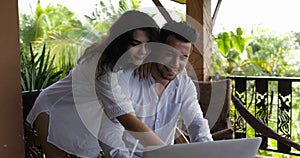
[160,21,198,44]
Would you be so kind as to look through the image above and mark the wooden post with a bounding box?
[186,0,212,81]
[0,0,25,157]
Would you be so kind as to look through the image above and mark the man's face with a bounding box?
[156,35,192,81]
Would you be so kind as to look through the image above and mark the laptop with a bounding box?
[143,137,262,158]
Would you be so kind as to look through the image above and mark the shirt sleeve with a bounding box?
[96,71,135,119]
[180,77,213,142]
[98,114,131,158]
[99,140,131,158]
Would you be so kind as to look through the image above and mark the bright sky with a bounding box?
[213,0,300,34]
[18,0,300,34]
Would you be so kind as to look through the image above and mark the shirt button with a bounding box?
[156,118,160,123]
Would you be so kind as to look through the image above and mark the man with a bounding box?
[100,21,213,158]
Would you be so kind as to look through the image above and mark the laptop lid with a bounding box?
[143,137,262,158]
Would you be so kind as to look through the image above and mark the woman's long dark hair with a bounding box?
[77,10,159,77]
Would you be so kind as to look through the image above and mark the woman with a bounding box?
[27,10,162,158]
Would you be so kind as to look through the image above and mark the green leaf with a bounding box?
[131,0,141,9]
[215,32,231,56]
[21,44,64,91]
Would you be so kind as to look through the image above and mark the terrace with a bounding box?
[1,0,300,157]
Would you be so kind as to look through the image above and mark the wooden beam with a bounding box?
[0,0,25,157]
[212,0,222,29]
[186,0,212,81]
[152,0,173,22]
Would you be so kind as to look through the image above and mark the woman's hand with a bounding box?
[134,63,152,81]
[117,113,165,146]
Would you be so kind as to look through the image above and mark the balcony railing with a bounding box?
[228,76,300,156]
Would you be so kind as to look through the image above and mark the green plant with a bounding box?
[213,27,250,75]
[21,44,63,91]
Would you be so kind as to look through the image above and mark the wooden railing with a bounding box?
[228,76,300,156]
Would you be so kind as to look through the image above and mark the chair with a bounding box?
[175,79,233,143]
[22,91,43,158]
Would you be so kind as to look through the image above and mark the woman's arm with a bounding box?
[96,71,165,147]
[117,113,165,146]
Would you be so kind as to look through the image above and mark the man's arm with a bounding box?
[180,77,213,142]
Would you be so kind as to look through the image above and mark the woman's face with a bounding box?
[127,29,151,65]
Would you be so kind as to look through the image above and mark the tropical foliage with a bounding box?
[19,2,91,72]
[212,27,250,75]
[19,0,141,74]
[212,27,300,77]
[21,44,63,91]
[245,29,300,76]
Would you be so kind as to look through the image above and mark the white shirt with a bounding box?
[100,67,213,158]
